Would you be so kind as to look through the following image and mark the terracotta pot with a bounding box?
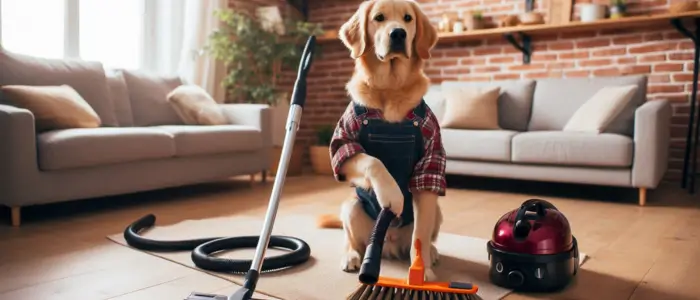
[309,145,333,175]
[464,15,484,30]
[268,144,304,177]
[270,94,290,147]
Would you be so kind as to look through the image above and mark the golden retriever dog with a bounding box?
[317,0,445,282]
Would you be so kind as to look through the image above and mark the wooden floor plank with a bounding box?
[0,250,193,300]
[107,272,232,300]
[628,238,700,300]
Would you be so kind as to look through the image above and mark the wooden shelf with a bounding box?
[317,11,700,48]
[317,11,700,63]
[439,11,700,43]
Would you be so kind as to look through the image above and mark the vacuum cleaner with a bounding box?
[486,199,579,293]
[122,35,317,300]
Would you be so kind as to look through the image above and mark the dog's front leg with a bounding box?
[340,153,404,216]
[411,190,441,281]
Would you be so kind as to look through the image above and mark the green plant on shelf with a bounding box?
[205,8,324,105]
[610,0,626,10]
[472,10,483,20]
[315,124,335,146]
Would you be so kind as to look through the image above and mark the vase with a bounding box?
[438,14,452,33]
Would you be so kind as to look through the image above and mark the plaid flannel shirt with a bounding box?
[329,102,447,196]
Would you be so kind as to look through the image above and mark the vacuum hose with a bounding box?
[123,214,311,273]
[358,208,396,284]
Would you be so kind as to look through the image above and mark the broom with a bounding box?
[346,209,482,299]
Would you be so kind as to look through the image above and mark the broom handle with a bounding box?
[358,208,396,284]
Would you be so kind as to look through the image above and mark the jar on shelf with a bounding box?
[452,19,465,33]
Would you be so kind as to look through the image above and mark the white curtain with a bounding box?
[143,0,228,102]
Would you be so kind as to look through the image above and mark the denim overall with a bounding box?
[353,100,426,227]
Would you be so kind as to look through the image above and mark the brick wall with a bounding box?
[228,0,698,182]
[288,0,697,182]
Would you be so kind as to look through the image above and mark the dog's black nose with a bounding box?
[390,28,407,42]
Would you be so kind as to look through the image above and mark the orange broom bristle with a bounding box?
[374,239,478,294]
[347,239,480,299]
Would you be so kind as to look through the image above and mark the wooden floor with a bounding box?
[1,173,699,300]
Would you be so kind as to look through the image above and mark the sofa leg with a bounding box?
[639,188,647,206]
[11,206,20,227]
[261,170,268,183]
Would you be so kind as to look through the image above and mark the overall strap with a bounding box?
[352,102,368,117]
[412,99,428,119]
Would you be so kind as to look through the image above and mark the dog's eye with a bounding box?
[404,14,413,22]
[374,14,385,22]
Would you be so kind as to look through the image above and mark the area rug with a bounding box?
[107,214,587,300]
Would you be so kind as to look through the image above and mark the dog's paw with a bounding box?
[341,250,362,272]
[371,167,404,217]
[430,244,440,266]
[424,267,438,282]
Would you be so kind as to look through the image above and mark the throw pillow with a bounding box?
[440,85,501,130]
[423,87,446,123]
[563,85,638,133]
[0,84,101,131]
[166,84,228,125]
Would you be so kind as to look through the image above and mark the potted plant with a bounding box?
[464,10,484,31]
[609,0,626,19]
[205,7,324,147]
[309,124,334,175]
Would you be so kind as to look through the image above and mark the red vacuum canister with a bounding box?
[486,199,579,292]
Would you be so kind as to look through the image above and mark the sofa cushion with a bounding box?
[440,85,501,130]
[0,48,119,126]
[122,69,184,126]
[442,128,517,162]
[563,85,639,133]
[441,79,536,131]
[0,85,102,131]
[511,131,633,167]
[528,75,647,136]
[422,85,446,123]
[166,85,228,125]
[37,128,176,171]
[105,68,134,127]
[156,125,262,157]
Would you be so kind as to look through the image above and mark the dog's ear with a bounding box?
[410,1,438,60]
[339,1,373,59]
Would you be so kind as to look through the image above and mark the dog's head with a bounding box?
[339,0,438,62]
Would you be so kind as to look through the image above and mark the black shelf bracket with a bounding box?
[671,17,700,194]
[286,0,309,21]
[525,0,534,12]
[504,32,532,64]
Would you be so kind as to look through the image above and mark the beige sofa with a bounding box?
[0,49,272,227]
[423,75,672,206]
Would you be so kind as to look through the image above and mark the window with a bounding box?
[78,0,144,69]
[0,0,144,69]
[1,0,65,59]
